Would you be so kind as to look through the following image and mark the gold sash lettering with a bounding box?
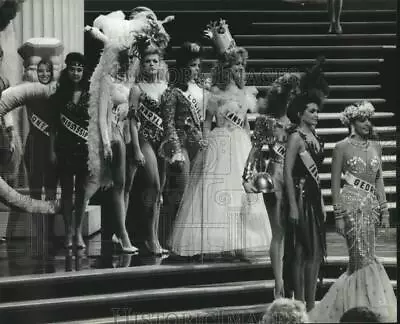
[60,114,88,141]
[137,103,163,131]
[31,113,49,136]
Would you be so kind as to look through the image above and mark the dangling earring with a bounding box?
[350,125,356,137]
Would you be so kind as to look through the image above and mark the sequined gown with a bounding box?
[169,87,272,257]
[309,139,397,323]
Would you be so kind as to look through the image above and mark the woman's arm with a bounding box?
[374,142,390,227]
[0,82,51,117]
[284,132,301,222]
[331,141,346,235]
[331,141,345,206]
[98,76,112,145]
[159,89,183,163]
[243,114,250,136]
[128,85,145,164]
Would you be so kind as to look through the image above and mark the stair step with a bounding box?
[322,186,396,196]
[247,112,393,122]
[0,278,396,323]
[234,33,396,46]
[55,303,269,324]
[236,34,396,40]
[251,21,396,34]
[253,21,396,27]
[205,71,382,86]
[262,140,396,152]
[251,126,395,138]
[322,155,396,165]
[257,85,381,91]
[2,278,396,323]
[320,170,395,181]
[325,202,396,213]
[166,58,384,66]
[316,126,394,135]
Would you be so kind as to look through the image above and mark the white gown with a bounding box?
[169,86,272,257]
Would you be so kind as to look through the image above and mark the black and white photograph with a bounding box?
[0,0,397,323]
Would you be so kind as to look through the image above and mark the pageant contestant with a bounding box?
[51,53,90,249]
[242,73,300,298]
[127,42,169,255]
[0,68,59,213]
[168,20,271,258]
[82,10,172,253]
[0,60,58,239]
[284,87,327,311]
[159,42,207,239]
[309,101,397,322]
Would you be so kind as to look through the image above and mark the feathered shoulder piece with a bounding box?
[266,73,301,117]
[300,56,329,99]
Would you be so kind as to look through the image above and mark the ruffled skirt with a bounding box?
[168,126,272,257]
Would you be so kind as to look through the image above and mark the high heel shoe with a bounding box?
[115,239,139,254]
[144,241,168,256]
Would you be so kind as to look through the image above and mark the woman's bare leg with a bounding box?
[111,139,137,252]
[59,170,74,248]
[265,192,285,298]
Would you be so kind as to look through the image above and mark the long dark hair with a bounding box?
[54,53,90,104]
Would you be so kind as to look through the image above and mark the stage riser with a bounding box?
[0,282,396,324]
[0,261,395,303]
[84,0,396,11]
[250,23,396,35]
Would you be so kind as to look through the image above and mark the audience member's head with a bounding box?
[259,298,310,324]
[339,307,381,323]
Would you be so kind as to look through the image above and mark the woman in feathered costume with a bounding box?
[81,9,173,253]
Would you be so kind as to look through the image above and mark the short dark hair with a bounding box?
[339,307,380,323]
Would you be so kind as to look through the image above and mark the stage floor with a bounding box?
[0,228,396,278]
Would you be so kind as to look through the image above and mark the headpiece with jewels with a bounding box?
[340,101,375,126]
[204,19,237,55]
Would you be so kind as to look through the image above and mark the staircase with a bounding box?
[0,1,395,323]
[85,0,397,226]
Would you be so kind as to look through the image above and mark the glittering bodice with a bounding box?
[343,139,381,184]
[136,90,165,146]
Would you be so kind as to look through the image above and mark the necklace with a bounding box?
[348,137,369,150]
